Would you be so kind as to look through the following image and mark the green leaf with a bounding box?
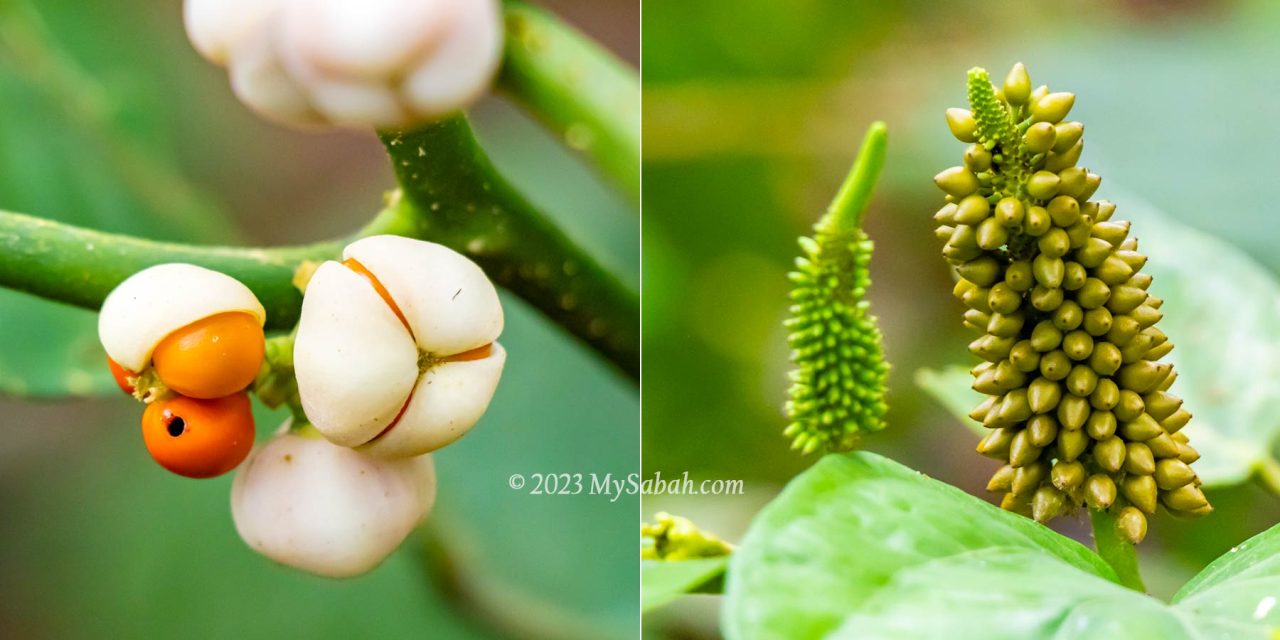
[723,452,1118,638]
[1173,521,1280,634]
[724,451,1280,639]
[642,557,727,612]
[916,195,1280,488]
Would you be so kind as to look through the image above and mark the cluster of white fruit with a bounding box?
[235,235,506,577]
[184,0,504,128]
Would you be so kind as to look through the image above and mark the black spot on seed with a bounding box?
[167,417,186,437]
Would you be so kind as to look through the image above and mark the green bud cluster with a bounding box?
[785,124,890,455]
[932,64,1209,543]
[641,512,733,561]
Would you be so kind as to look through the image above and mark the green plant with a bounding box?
[644,66,1280,640]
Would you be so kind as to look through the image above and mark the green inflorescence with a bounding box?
[642,512,733,561]
[784,123,889,455]
[933,64,1209,544]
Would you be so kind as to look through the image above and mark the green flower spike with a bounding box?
[783,122,890,455]
[933,64,1209,544]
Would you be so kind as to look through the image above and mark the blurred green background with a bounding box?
[642,0,1280,636]
[0,1,638,638]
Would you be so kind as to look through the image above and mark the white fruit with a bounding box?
[98,263,266,372]
[184,0,285,66]
[294,235,505,458]
[231,425,437,578]
[183,0,504,129]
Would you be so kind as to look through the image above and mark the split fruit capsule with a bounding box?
[142,393,255,478]
[99,264,267,399]
[294,235,505,458]
[231,424,436,578]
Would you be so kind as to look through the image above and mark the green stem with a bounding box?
[0,118,637,378]
[379,118,638,378]
[1089,508,1146,592]
[1255,455,1280,497]
[824,121,887,231]
[498,0,639,200]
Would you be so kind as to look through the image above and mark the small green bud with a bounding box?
[1031,92,1075,123]
[1032,485,1066,522]
[1085,474,1117,509]
[994,197,1025,228]
[1030,84,1049,103]
[1088,342,1123,376]
[1075,238,1114,269]
[1030,320,1064,352]
[1037,228,1070,258]
[954,193,991,225]
[997,388,1033,423]
[1064,219,1093,249]
[1162,409,1191,434]
[1024,205,1052,236]
[1046,195,1081,227]
[1062,262,1087,291]
[1146,432,1180,459]
[1096,254,1135,285]
[1115,506,1147,544]
[1154,459,1196,490]
[935,166,979,197]
[1090,378,1120,410]
[946,108,978,143]
[1119,413,1164,441]
[956,256,1001,286]
[1119,333,1154,364]
[935,225,956,241]
[1121,474,1158,514]
[1075,278,1111,309]
[977,427,1014,458]
[1082,307,1113,336]
[1039,350,1072,381]
[1044,140,1083,172]
[1057,394,1091,430]
[1114,390,1145,422]
[1032,254,1065,288]
[1057,427,1089,461]
[1178,442,1200,464]
[969,396,997,422]
[1027,414,1059,447]
[988,283,1023,314]
[1117,361,1172,394]
[1106,286,1148,315]
[1093,200,1117,222]
[1051,460,1086,491]
[964,144,992,171]
[934,203,959,224]
[1003,62,1031,105]
[1131,304,1163,329]
[961,285,993,312]
[1106,315,1141,346]
[1029,285,1064,312]
[1052,301,1083,331]
[987,464,1015,492]
[1008,429,1041,467]
[1115,249,1148,271]
[1162,483,1209,512]
[1057,167,1088,199]
[976,217,1008,250]
[1128,271,1153,290]
[1004,260,1034,292]
[1052,121,1084,153]
[1061,330,1093,360]
[1028,377,1062,414]
[1078,172,1102,201]
[1124,442,1156,475]
[1145,341,1174,361]
[1094,436,1126,473]
[1026,171,1061,200]
[992,360,1027,391]
[1066,364,1098,396]
[1010,341,1041,372]
[1024,122,1056,153]
[1092,221,1131,245]
[1143,392,1183,422]
[1012,460,1048,496]
[1085,409,1116,439]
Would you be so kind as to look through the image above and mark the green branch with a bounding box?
[379,118,638,377]
[498,0,639,200]
[1089,508,1146,592]
[0,119,637,379]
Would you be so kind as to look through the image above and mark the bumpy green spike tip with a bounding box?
[783,122,890,455]
[966,67,1017,149]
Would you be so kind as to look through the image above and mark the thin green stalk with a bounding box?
[1255,455,1280,498]
[1090,508,1146,592]
[379,118,638,378]
[499,0,639,200]
[824,121,887,230]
